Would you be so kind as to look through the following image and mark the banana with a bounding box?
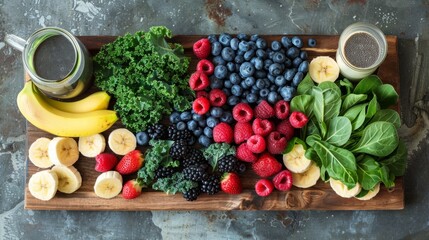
[94,171,123,199]
[51,165,82,194]
[108,128,137,155]
[329,178,362,198]
[17,81,118,137]
[283,143,312,173]
[292,162,320,188]
[356,183,380,201]
[309,56,340,83]
[78,133,106,158]
[28,137,53,168]
[48,137,80,166]
[28,169,59,201]
[38,90,111,113]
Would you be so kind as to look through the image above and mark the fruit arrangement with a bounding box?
[21,27,406,206]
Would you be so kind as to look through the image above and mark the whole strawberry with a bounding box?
[122,179,143,199]
[252,153,282,178]
[95,153,118,172]
[273,170,293,191]
[220,172,242,194]
[115,150,144,175]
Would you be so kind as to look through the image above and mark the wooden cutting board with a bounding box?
[24,35,403,211]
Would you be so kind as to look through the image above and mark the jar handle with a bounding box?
[4,34,27,52]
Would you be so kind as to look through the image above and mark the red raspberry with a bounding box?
[193,38,211,59]
[189,71,210,91]
[246,135,266,154]
[254,100,275,119]
[192,96,211,115]
[236,143,258,162]
[255,179,274,197]
[196,59,214,75]
[276,119,295,141]
[213,122,233,144]
[232,103,254,123]
[272,170,293,191]
[252,153,282,178]
[289,111,309,128]
[234,122,253,144]
[266,131,287,155]
[252,118,274,137]
[274,100,290,120]
[196,90,209,99]
[209,89,227,107]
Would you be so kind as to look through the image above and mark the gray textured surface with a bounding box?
[1,0,428,239]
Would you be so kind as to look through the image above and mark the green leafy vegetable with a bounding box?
[353,75,382,94]
[341,94,367,114]
[373,84,399,108]
[325,116,352,147]
[152,172,198,194]
[203,143,236,170]
[380,140,407,176]
[357,155,382,190]
[369,109,401,128]
[351,122,399,157]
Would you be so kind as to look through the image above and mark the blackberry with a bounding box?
[200,174,220,195]
[183,186,201,201]
[217,155,239,173]
[155,167,177,179]
[147,124,167,140]
[169,140,189,160]
[182,148,206,168]
[167,125,193,141]
[237,162,247,174]
[183,164,209,181]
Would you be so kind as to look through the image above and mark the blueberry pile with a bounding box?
[208,33,313,104]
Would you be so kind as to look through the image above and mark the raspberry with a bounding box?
[246,135,266,154]
[236,143,258,163]
[289,111,309,128]
[196,59,214,75]
[193,38,211,59]
[196,90,209,99]
[266,131,287,155]
[213,122,233,144]
[255,179,274,197]
[234,122,253,144]
[252,118,274,137]
[276,119,295,141]
[232,103,254,123]
[192,97,211,115]
[209,89,227,107]
[252,153,282,178]
[272,170,293,191]
[254,100,274,119]
[274,100,290,120]
[189,71,210,91]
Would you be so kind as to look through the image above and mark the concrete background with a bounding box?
[1,0,428,239]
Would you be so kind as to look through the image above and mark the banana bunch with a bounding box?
[17,81,118,137]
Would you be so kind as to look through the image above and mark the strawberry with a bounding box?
[189,71,210,91]
[274,100,290,119]
[95,153,118,172]
[196,59,214,75]
[115,150,144,175]
[289,111,309,128]
[234,122,253,144]
[122,179,143,199]
[252,153,282,178]
[232,103,254,123]
[193,38,211,59]
[220,172,242,194]
[255,179,274,197]
[213,122,234,144]
[192,96,211,115]
[209,89,227,107]
[254,100,274,119]
[272,170,293,191]
[236,143,258,163]
[266,131,287,155]
[246,135,266,154]
[252,118,274,137]
[276,119,295,141]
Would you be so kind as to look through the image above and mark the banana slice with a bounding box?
[356,183,380,201]
[28,170,58,201]
[292,162,320,188]
[94,171,123,199]
[48,137,79,166]
[108,128,136,155]
[51,165,82,194]
[28,137,53,168]
[309,56,340,83]
[329,178,362,198]
[78,133,106,158]
[283,143,312,173]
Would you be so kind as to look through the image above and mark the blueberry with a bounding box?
[187,120,198,131]
[187,136,196,145]
[256,78,266,89]
[300,51,308,60]
[250,34,259,41]
[286,47,300,59]
[269,63,283,76]
[284,68,297,81]
[198,119,206,127]
[284,57,292,68]
[239,62,255,78]
[236,33,248,40]
[208,34,217,43]
[229,73,241,84]
[212,42,222,56]
[275,76,287,87]
[268,91,279,104]
[251,87,259,94]
[267,74,275,82]
[264,59,273,71]
[176,121,187,131]
[194,127,203,137]
[238,41,250,51]
[291,36,303,48]
[268,50,275,59]
[256,38,267,49]
[206,117,219,128]
[210,107,224,118]
[231,84,243,96]
[279,86,296,101]
[244,77,256,88]
[212,56,226,66]
[241,80,249,90]
[230,37,239,50]
[281,36,293,48]
[219,33,232,46]
[220,111,234,123]
[308,38,317,47]
[227,95,240,106]
[198,135,212,147]
[271,40,282,51]
[222,87,231,96]
[224,80,233,89]
[214,65,228,79]
[136,131,149,146]
[293,58,303,68]
[226,62,236,72]
[203,127,213,138]
[180,111,192,121]
[234,55,244,64]
[272,52,286,63]
[192,112,205,121]
[259,88,270,98]
[246,93,258,103]
[254,70,267,79]
[237,49,245,56]
[243,50,255,61]
[221,47,235,62]
[210,77,223,89]
[252,57,263,70]
[292,71,304,86]
[298,61,309,73]
[248,41,257,50]
[169,111,181,124]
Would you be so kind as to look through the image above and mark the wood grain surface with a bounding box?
[24,35,403,211]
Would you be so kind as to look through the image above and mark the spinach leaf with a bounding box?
[283,137,307,154]
[357,155,382,190]
[323,87,342,122]
[306,134,322,147]
[370,109,401,128]
[355,189,370,198]
[339,78,354,95]
[344,103,367,130]
[320,81,341,97]
[341,94,367,113]
[305,118,321,137]
[366,94,379,120]
[353,75,383,94]
[352,122,399,157]
[325,116,352,147]
[380,140,407,176]
[297,73,315,95]
[373,84,399,108]
[290,94,314,117]
[379,165,395,188]
[312,87,325,124]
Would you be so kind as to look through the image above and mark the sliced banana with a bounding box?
[283,143,312,173]
[329,178,361,198]
[51,165,82,194]
[108,128,136,155]
[94,171,123,199]
[28,170,58,201]
[292,162,320,188]
[48,137,79,166]
[78,133,106,158]
[28,137,53,168]
[309,56,340,83]
[356,183,380,201]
